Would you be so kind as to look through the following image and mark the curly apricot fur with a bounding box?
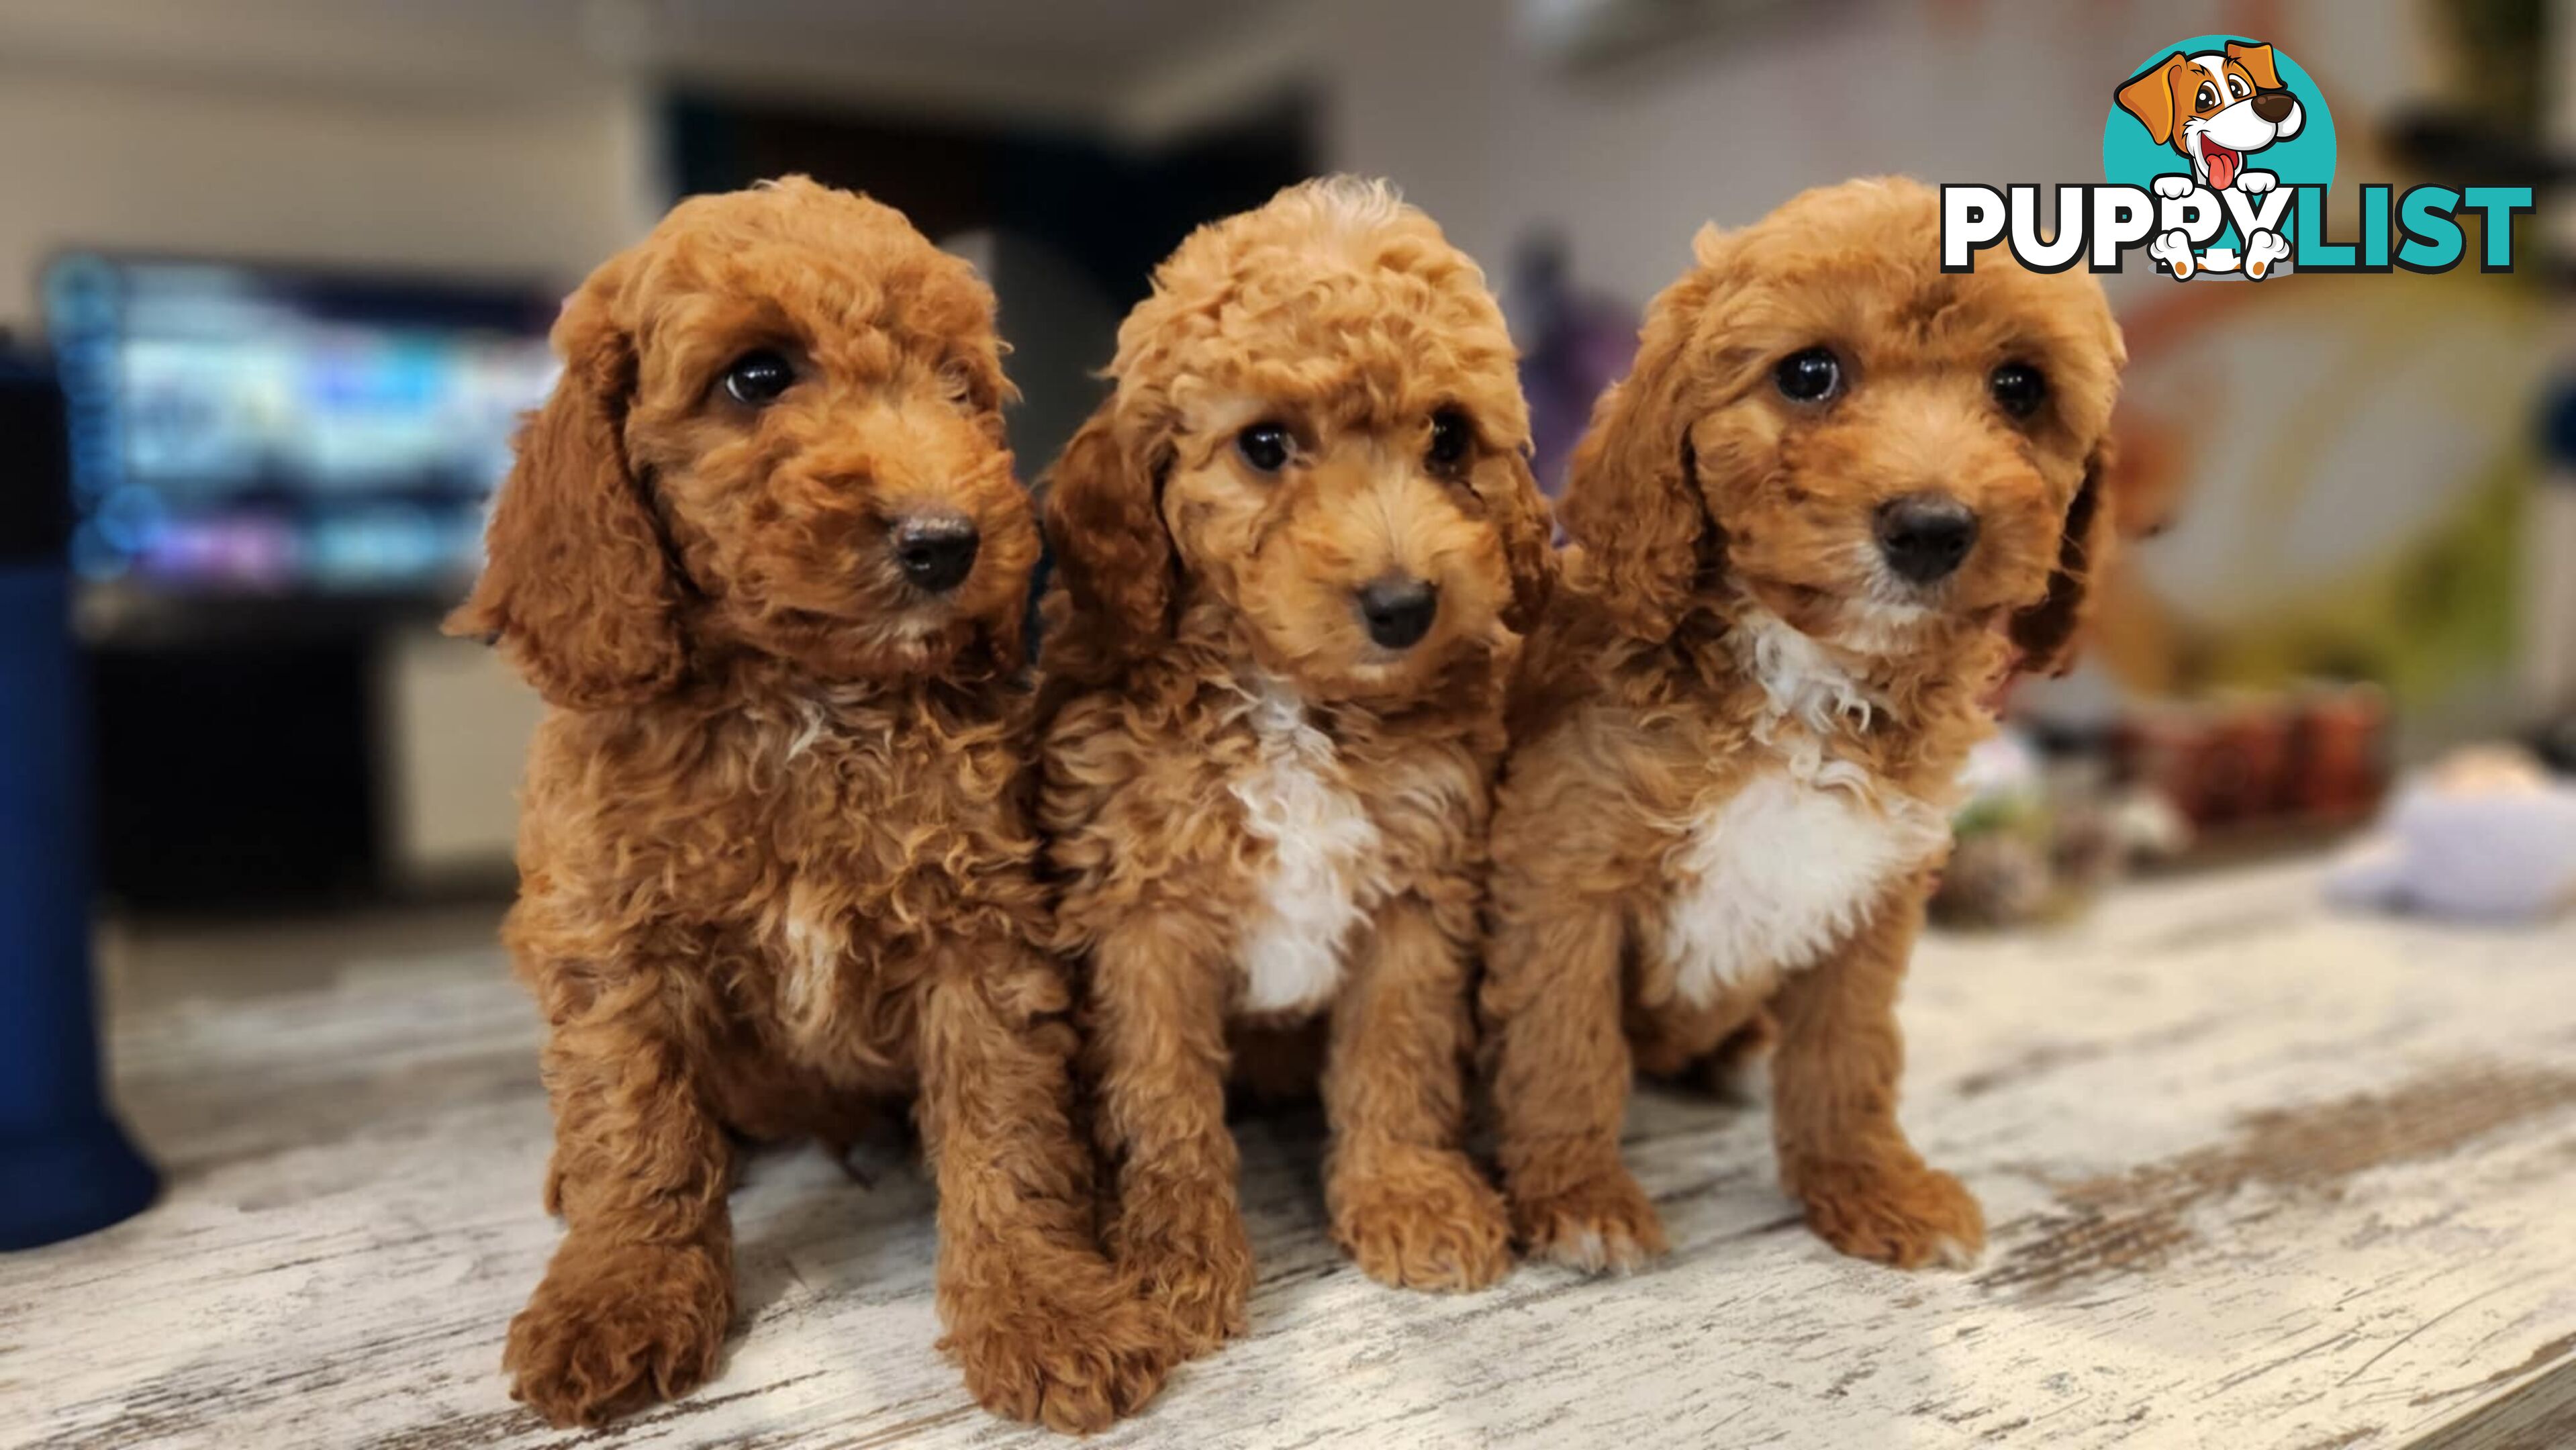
[1037,179,1548,1349]
[1484,179,2124,1275]
[453,178,1170,1433]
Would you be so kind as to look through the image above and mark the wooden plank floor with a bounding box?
[6,861,2575,1449]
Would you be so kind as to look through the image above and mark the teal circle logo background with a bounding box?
[2100,36,2336,193]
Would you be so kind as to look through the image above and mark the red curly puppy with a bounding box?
[450,177,1168,1431]
[1484,177,2126,1273]
[1038,177,1554,1353]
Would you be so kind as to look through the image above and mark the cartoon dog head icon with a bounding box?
[2116,40,2304,191]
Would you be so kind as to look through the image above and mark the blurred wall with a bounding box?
[0,74,650,333]
[1161,0,2438,308]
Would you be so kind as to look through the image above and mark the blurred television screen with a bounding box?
[43,254,558,599]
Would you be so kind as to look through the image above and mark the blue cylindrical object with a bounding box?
[0,362,155,1250]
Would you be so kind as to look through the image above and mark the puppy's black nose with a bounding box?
[892,516,979,593]
[1874,494,1980,585]
[1357,575,1439,650]
[2251,91,2295,123]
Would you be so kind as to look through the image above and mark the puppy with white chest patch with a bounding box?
[1037,177,1554,1353]
[1482,178,2125,1273]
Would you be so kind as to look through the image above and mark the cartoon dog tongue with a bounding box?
[2204,144,2240,190]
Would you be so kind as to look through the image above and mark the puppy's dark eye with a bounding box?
[1991,361,2048,419]
[2197,83,2218,110]
[1774,348,1843,404]
[1236,422,1293,474]
[1427,408,1474,473]
[722,350,796,407]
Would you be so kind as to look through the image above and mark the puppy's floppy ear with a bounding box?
[2008,440,2115,677]
[1487,448,1557,634]
[2226,40,2283,91]
[444,265,684,710]
[1558,237,1721,642]
[1039,400,1173,684]
[2116,53,2187,144]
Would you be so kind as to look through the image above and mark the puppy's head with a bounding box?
[2116,42,2304,189]
[447,177,1034,708]
[1041,177,1552,703]
[1562,176,2124,673]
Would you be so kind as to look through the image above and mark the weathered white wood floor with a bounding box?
[5,861,2574,1449]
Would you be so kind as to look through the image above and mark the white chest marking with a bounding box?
[1659,606,1952,1005]
[1662,769,1948,1005]
[1229,683,1380,1016]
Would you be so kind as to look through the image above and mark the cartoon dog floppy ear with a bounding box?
[2116,41,2303,151]
[2115,51,2191,146]
[2228,39,2283,93]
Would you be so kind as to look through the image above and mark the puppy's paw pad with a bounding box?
[1335,1157,1514,1293]
[1795,1161,1986,1271]
[504,1242,730,1428]
[1513,1171,1668,1275]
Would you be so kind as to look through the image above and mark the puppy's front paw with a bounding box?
[1790,1159,1985,1270]
[1114,1202,1253,1357]
[2239,169,2277,195]
[1511,1167,1667,1275]
[2153,174,2200,200]
[504,1238,731,1427]
[1332,1150,1513,1292]
[947,1283,1174,1434]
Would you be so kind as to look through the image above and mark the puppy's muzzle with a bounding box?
[1874,494,1979,585]
[892,514,980,594]
[1357,573,1439,650]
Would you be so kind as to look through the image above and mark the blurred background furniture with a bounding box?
[0,352,156,1249]
[46,256,559,908]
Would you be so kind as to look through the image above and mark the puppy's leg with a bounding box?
[1629,992,1774,1102]
[1322,897,1511,1292]
[1483,894,1666,1273]
[1087,915,1251,1356]
[1770,879,1984,1269]
[506,969,734,1428]
[920,940,1173,1433]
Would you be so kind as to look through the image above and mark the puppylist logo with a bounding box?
[1943,34,2533,280]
